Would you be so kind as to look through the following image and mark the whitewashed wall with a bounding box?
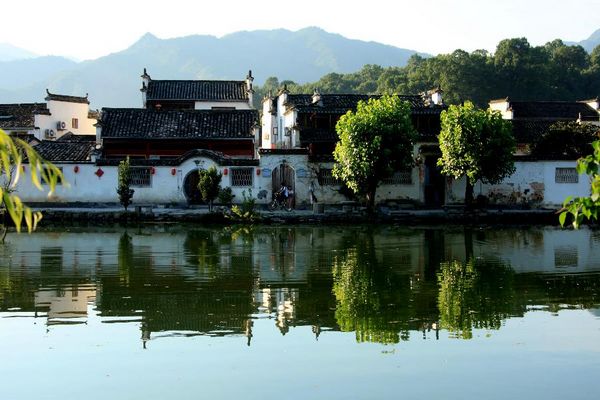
[34,100,96,139]
[194,101,251,110]
[446,160,591,207]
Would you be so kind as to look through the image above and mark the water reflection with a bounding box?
[0,226,600,346]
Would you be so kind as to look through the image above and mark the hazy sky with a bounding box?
[2,0,599,60]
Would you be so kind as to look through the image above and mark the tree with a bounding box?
[560,140,600,229]
[333,95,417,213]
[531,122,600,159]
[116,157,134,211]
[437,101,516,206]
[198,166,222,212]
[0,129,63,235]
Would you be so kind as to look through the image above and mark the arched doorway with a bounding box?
[183,170,204,204]
[272,163,296,208]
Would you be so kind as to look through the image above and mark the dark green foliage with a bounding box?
[198,166,222,212]
[256,39,600,107]
[438,102,516,205]
[333,95,417,213]
[217,186,234,205]
[116,157,134,211]
[531,122,600,159]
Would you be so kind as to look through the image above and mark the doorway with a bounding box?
[272,163,296,208]
[424,156,445,207]
[183,170,204,204]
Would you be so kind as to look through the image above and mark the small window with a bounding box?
[130,167,152,187]
[211,106,235,110]
[318,168,341,186]
[231,168,253,187]
[382,170,413,185]
[555,168,578,184]
[42,166,64,185]
[71,118,78,129]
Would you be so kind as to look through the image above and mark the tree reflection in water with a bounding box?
[437,258,516,339]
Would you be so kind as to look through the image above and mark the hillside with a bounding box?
[0,27,425,108]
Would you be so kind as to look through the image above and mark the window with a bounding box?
[231,168,253,187]
[555,168,578,184]
[42,166,64,185]
[71,118,78,129]
[382,170,413,185]
[211,106,235,110]
[318,168,341,186]
[130,167,152,187]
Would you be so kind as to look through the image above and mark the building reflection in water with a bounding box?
[34,285,97,326]
[1,226,600,346]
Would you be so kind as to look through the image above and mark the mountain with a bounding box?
[578,28,600,52]
[0,43,37,61]
[0,27,426,108]
[0,56,77,91]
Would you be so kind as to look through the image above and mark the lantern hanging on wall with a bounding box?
[171,168,177,176]
[256,168,261,176]
[74,165,80,173]
[95,168,104,178]
[223,168,228,176]
[150,166,156,175]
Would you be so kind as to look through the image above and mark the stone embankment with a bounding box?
[28,204,562,226]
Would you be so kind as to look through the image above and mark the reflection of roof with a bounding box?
[45,89,90,104]
[99,108,258,140]
[146,80,248,102]
[509,101,598,120]
[286,94,443,115]
[0,103,48,128]
[33,140,95,162]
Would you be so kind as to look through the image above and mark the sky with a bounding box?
[2,0,599,60]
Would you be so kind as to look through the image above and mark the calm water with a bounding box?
[1,225,599,399]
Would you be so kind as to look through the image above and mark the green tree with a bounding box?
[116,157,134,211]
[560,140,600,229]
[531,122,600,159]
[437,101,516,205]
[198,166,222,212]
[333,95,417,213]
[0,129,63,235]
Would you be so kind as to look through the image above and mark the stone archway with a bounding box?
[272,163,296,208]
[183,170,204,204]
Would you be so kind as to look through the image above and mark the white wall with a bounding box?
[34,100,96,140]
[446,160,591,207]
[194,101,251,110]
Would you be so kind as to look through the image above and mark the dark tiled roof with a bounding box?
[146,80,248,102]
[510,120,555,143]
[45,89,90,104]
[57,132,97,142]
[0,103,48,129]
[285,94,442,115]
[33,140,95,162]
[298,128,338,144]
[99,108,258,140]
[510,101,598,120]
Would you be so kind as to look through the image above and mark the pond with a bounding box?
[0,225,599,399]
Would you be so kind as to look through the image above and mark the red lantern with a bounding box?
[150,167,156,175]
[171,168,177,176]
[256,168,261,176]
[74,165,79,173]
[223,168,228,176]
[95,168,104,178]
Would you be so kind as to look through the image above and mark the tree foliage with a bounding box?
[0,129,63,234]
[332,95,417,212]
[198,166,222,212]
[255,39,600,107]
[531,122,600,159]
[560,140,600,229]
[116,157,134,211]
[437,102,516,204]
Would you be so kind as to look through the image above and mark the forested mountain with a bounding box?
[0,43,37,61]
[257,38,600,107]
[0,28,424,108]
